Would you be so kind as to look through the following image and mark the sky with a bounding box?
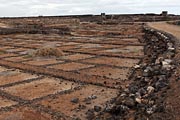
[0,0,179,17]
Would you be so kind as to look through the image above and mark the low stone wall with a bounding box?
[167,21,180,26]
[102,25,177,120]
[0,26,71,35]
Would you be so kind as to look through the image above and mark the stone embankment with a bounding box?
[103,25,177,120]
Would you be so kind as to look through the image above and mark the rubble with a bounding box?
[147,86,155,94]
[71,98,79,104]
[103,26,177,119]
[94,106,102,112]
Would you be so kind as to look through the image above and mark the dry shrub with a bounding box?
[34,47,64,57]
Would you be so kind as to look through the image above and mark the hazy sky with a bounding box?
[0,0,179,17]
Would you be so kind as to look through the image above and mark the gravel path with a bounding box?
[148,22,180,39]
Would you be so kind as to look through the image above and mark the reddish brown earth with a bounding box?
[0,18,144,120]
[0,16,179,120]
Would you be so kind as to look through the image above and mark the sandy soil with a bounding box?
[148,22,180,39]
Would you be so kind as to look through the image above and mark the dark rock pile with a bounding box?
[97,27,176,120]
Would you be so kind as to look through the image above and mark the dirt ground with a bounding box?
[0,17,179,120]
[0,19,144,120]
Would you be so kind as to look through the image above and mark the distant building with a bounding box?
[101,13,106,20]
[161,11,168,16]
[101,13,106,16]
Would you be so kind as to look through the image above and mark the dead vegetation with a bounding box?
[34,47,64,57]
